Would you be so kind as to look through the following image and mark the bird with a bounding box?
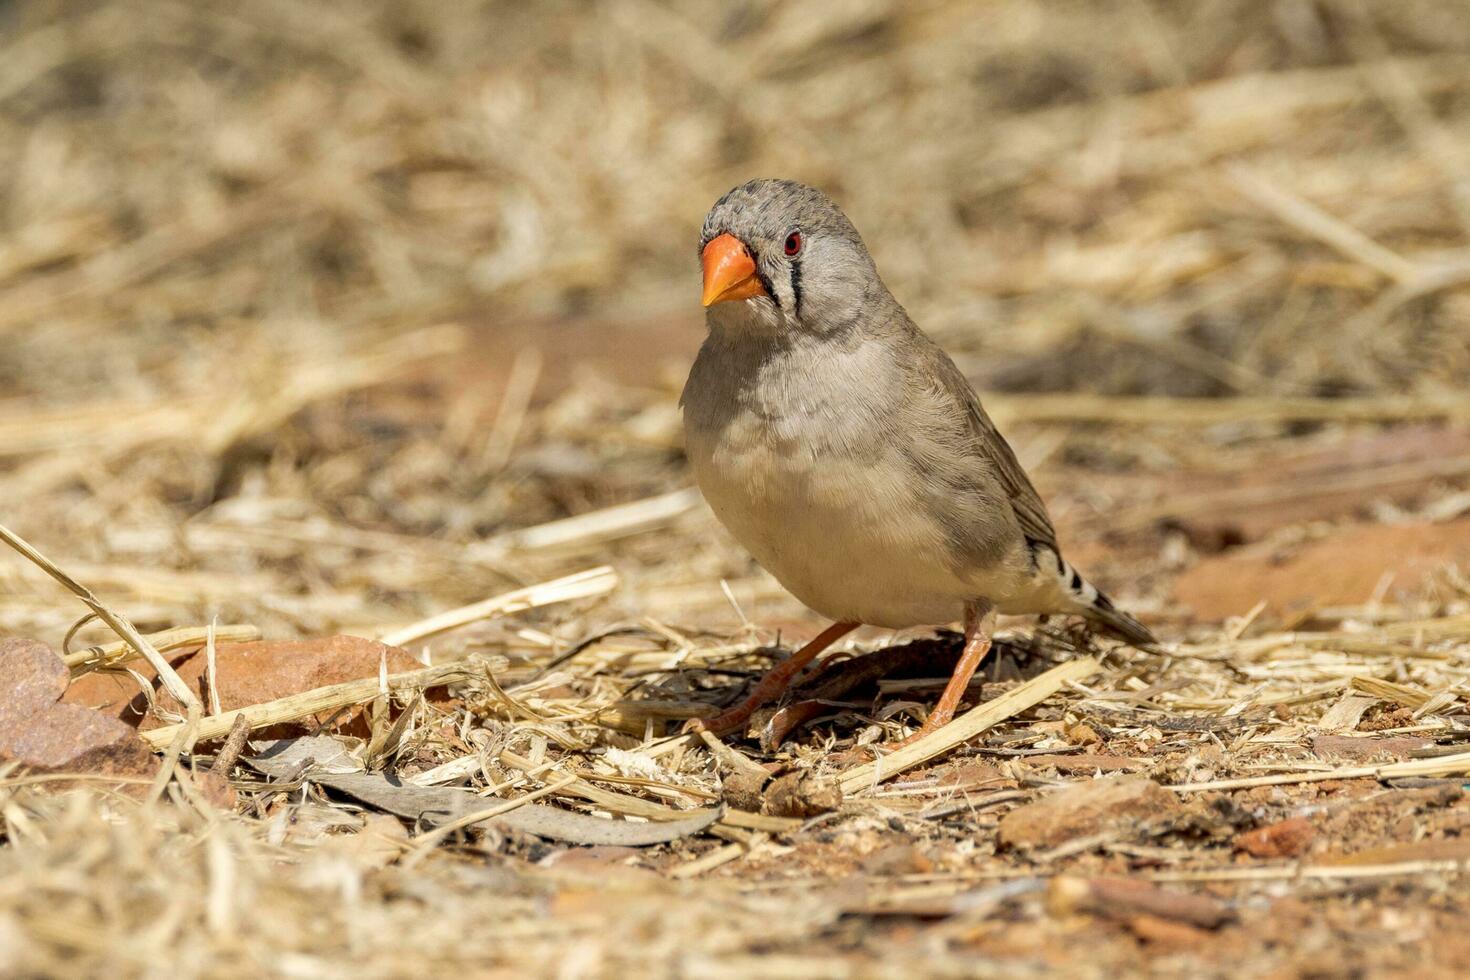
[680,178,1155,747]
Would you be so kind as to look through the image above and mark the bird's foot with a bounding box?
[876,604,995,751]
[886,714,950,750]
[683,621,860,741]
[832,711,955,764]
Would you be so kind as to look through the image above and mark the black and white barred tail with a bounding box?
[1038,545,1157,648]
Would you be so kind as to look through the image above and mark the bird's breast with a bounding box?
[681,340,975,626]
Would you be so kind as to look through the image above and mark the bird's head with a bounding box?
[697,179,884,337]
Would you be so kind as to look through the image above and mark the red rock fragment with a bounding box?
[1173,521,1470,621]
[0,638,158,783]
[997,775,1184,851]
[1234,816,1315,858]
[1127,913,1214,948]
[63,635,452,740]
[860,843,934,877]
[1048,875,1234,929]
[2,637,68,708]
[935,761,1009,789]
[1310,734,1434,762]
[190,770,239,811]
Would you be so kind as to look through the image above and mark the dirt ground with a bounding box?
[4,1,1470,977]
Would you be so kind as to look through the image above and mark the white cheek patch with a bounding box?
[707,292,800,339]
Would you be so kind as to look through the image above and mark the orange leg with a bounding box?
[687,621,859,736]
[890,603,996,747]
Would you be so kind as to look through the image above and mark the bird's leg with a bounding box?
[687,621,859,736]
[891,603,996,747]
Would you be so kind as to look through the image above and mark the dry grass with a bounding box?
[4,0,1470,976]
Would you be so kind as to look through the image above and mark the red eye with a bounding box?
[784,232,802,256]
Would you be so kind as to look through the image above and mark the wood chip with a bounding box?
[1318,693,1379,732]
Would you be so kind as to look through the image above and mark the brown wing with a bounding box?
[918,337,1060,555]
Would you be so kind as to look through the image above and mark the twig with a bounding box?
[1145,859,1470,883]
[697,729,771,782]
[985,393,1470,427]
[1228,164,1419,284]
[1168,750,1470,793]
[204,620,223,716]
[377,566,618,649]
[668,839,757,879]
[498,748,799,834]
[0,522,203,798]
[1350,675,1430,708]
[0,523,200,713]
[209,716,253,776]
[467,489,701,559]
[64,623,261,672]
[477,346,542,474]
[140,662,476,750]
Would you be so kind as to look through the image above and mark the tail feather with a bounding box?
[1082,589,1157,648]
[1046,549,1157,648]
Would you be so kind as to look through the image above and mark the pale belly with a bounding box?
[689,434,978,628]
[681,330,1061,627]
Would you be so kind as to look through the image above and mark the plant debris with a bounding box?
[248,736,725,846]
[3,0,1470,974]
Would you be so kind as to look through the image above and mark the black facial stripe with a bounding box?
[756,268,780,308]
[1069,569,1083,591]
[789,257,802,315]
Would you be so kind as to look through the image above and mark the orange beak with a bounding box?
[701,233,767,307]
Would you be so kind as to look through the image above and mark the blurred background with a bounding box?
[4,0,1470,647]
